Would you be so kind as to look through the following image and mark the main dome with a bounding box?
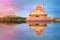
[30,6,46,15]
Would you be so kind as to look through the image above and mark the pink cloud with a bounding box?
[0,0,11,6]
[0,0,15,17]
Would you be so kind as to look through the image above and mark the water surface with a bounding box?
[0,22,60,40]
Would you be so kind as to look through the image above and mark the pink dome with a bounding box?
[36,6,43,11]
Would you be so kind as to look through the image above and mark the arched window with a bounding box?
[29,15,31,17]
[35,15,39,17]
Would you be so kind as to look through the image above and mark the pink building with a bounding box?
[26,6,53,22]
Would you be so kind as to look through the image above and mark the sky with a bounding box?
[0,0,60,18]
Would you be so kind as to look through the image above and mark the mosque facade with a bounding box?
[26,6,53,22]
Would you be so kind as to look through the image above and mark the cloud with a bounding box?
[0,0,15,17]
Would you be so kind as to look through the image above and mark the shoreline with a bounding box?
[0,18,60,22]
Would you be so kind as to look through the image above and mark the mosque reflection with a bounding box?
[0,21,51,39]
[27,22,51,36]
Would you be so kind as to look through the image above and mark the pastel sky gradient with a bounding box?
[0,0,60,18]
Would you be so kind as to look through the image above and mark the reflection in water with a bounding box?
[0,22,60,40]
[0,23,17,40]
[0,22,50,40]
[4,23,17,27]
[0,21,25,26]
[27,22,51,36]
[29,22,46,36]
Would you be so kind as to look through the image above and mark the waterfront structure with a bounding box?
[26,6,53,22]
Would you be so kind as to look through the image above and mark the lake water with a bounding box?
[0,22,60,40]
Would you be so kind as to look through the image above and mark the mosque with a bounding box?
[26,6,53,22]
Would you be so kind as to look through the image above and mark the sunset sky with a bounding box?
[0,0,60,18]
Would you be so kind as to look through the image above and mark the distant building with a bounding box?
[26,6,53,22]
[5,14,17,18]
[0,13,26,21]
